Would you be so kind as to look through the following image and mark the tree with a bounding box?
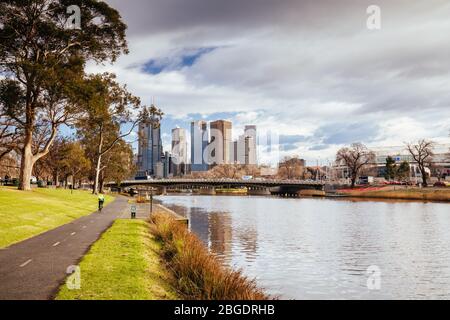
[0,152,20,180]
[336,143,376,188]
[384,156,396,181]
[35,136,68,186]
[0,110,20,161]
[0,0,128,190]
[406,140,434,187]
[76,74,162,194]
[98,139,135,192]
[396,161,410,181]
[277,156,305,180]
[59,141,91,190]
[209,164,244,179]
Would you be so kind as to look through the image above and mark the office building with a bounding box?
[172,127,188,176]
[237,135,256,165]
[244,125,257,165]
[210,120,232,165]
[191,121,209,171]
[137,117,163,177]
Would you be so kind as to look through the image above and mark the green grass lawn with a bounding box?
[0,187,114,248]
[56,219,178,300]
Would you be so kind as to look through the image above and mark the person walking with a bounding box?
[98,193,105,212]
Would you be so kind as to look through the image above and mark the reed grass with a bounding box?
[149,212,269,300]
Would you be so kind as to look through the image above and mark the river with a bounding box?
[156,195,450,299]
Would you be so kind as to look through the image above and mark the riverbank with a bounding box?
[0,187,114,248]
[56,199,267,300]
[57,219,178,300]
[150,211,269,300]
[336,186,450,202]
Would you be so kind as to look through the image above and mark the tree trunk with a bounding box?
[99,177,104,194]
[93,154,102,194]
[19,131,34,191]
[421,167,428,187]
[54,169,60,187]
[350,173,357,188]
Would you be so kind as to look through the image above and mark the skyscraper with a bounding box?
[244,125,257,165]
[137,118,162,177]
[191,121,209,171]
[172,127,188,176]
[210,120,232,165]
[237,135,256,165]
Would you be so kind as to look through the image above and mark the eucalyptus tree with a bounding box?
[0,0,128,190]
[76,73,163,194]
[98,139,135,193]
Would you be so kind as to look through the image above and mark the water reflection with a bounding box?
[157,195,450,299]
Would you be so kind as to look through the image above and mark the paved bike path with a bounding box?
[0,196,129,300]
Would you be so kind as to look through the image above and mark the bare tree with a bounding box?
[277,156,305,180]
[0,111,20,161]
[209,164,243,179]
[336,143,376,188]
[406,139,434,187]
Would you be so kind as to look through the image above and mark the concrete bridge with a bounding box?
[108,179,325,196]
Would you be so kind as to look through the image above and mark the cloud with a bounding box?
[94,0,450,164]
[315,122,381,145]
[141,47,218,75]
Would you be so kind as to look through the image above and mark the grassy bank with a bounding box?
[150,212,269,300]
[337,187,450,202]
[0,187,114,248]
[57,219,178,300]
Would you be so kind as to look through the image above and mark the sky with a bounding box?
[87,0,450,165]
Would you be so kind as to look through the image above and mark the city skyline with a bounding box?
[93,0,450,165]
[138,114,260,176]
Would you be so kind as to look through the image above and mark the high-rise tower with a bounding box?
[172,127,188,176]
[210,120,232,165]
[191,121,209,171]
[137,118,162,177]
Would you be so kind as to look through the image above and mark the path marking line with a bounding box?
[70,232,76,236]
[52,242,60,247]
[20,259,32,268]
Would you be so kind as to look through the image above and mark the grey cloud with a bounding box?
[315,122,380,145]
[308,144,329,151]
[105,0,377,36]
[281,143,299,152]
[279,135,308,145]
[96,0,450,159]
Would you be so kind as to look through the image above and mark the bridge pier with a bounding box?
[151,186,166,195]
[248,187,271,196]
[198,186,216,195]
[298,189,326,197]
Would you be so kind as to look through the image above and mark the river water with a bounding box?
[156,195,450,299]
